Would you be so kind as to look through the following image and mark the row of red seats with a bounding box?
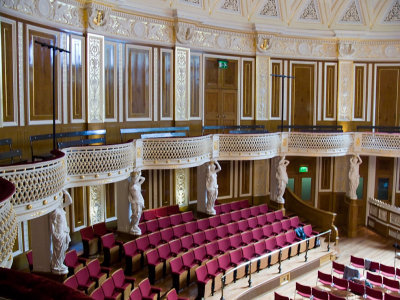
[350,255,399,279]
[139,211,194,235]
[275,290,346,300]
[79,222,113,257]
[64,264,133,298]
[140,205,181,223]
[92,278,159,300]
[139,203,270,238]
[298,274,399,300]
[214,199,249,214]
[192,228,316,298]
[124,213,311,276]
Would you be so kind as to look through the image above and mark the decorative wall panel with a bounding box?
[104,41,117,122]
[255,55,269,120]
[270,61,281,119]
[190,53,202,119]
[17,22,24,126]
[70,35,85,123]
[0,18,18,127]
[338,61,353,121]
[160,49,173,120]
[26,25,61,125]
[241,59,254,120]
[125,44,152,121]
[87,33,104,123]
[353,64,366,120]
[175,47,190,121]
[324,63,336,120]
[175,168,189,207]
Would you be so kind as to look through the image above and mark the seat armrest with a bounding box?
[78,257,89,265]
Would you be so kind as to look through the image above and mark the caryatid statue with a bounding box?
[128,170,145,235]
[50,190,72,274]
[348,154,362,200]
[206,160,221,215]
[276,156,290,204]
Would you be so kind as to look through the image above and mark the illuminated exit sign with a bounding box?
[299,166,308,173]
[218,60,228,69]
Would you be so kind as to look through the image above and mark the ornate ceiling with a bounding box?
[109,0,400,36]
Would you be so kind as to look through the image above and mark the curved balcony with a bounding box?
[0,151,67,222]
[0,178,18,268]
[0,132,399,222]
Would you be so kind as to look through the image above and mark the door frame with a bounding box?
[202,54,241,126]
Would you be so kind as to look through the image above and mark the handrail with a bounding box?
[219,229,332,300]
[284,188,339,244]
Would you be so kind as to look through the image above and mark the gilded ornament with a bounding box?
[43,200,48,205]
[93,10,105,26]
[27,205,32,210]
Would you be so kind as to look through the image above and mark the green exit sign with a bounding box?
[299,166,308,173]
[218,60,228,69]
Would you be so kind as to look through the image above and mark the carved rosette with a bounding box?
[87,34,104,123]
[256,56,269,120]
[338,61,353,121]
[175,47,190,121]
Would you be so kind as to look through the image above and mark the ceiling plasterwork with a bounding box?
[298,0,320,23]
[179,0,203,8]
[258,0,280,18]
[383,0,400,23]
[219,0,242,14]
[338,0,363,24]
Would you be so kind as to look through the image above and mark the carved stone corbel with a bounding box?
[175,22,195,45]
[338,42,356,58]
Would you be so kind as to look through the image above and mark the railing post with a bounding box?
[248,262,252,287]
[278,250,282,273]
[305,240,309,262]
[220,275,225,300]
[327,231,331,252]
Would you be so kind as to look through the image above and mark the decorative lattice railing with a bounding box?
[218,133,281,160]
[141,135,214,169]
[367,198,400,239]
[0,152,67,221]
[358,133,400,157]
[63,142,135,187]
[286,132,354,156]
[0,178,17,268]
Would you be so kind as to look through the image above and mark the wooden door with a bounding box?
[204,57,238,127]
[376,66,400,126]
[291,64,315,126]
[287,157,316,203]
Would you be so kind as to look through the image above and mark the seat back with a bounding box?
[250,206,260,217]
[259,204,268,214]
[80,226,95,239]
[241,231,253,245]
[229,234,242,249]
[101,233,115,249]
[169,239,183,255]
[112,268,125,288]
[87,259,101,277]
[193,231,206,246]
[209,215,221,227]
[366,286,383,300]
[217,253,231,269]
[274,210,284,221]
[350,255,365,268]
[240,208,251,219]
[158,216,171,229]
[193,245,207,263]
[170,256,184,274]
[198,219,210,231]
[272,222,283,235]
[311,287,328,300]
[206,258,219,275]
[156,207,168,218]
[281,219,291,231]
[205,228,217,241]
[229,248,243,265]
[161,228,174,242]
[158,243,172,260]
[75,267,90,284]
[182,250,195,268]
[290,216,300,228]
[296,282,311,298]
[366,271,382,285]
[332,276,348,290]
[146,249,160,266]
[64,250,78,267]
[383,276,400,291]
[332,261,345,275]
[240,199,249,209]
[102,278,116,297]
[230,201,241,211]
[136,236,150,252]
[148,232,162,248]
[242,244,255,260]
[252,227,263,240]
[265,237,278,251]
[90,287,105,300]
[130,288,141,300]
[93,222,108,237]
[227,222,239,235]
[262,224,273,237]
[238,219,249,232]
[195,265,208,282]
[146,219,159,232]
[380,264,395,277]
[170,214,183,226]
[181,234,194,250]
[182,211,194,223]
[143,209,157,221]
[63,275,79,289]
[138,278,152,297]
[348,280,365,296]
[231,211,242,222]
[220,203,231,214]
[254,240,266,255]
[167,205,180,215]
[274,292,290,300]
[123,240,137,256]
[220,213,232,225]
[216,225,228,239]
[205,241,218,257]
[317,270,332,285]
[185,221,198,235]
[217,238,231,253]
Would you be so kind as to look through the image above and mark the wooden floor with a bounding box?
[172,227,395,300]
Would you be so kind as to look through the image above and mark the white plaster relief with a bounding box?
[383,0,400,23]
[89,185,105,225]
[256,56,269,120]
[370,205,378,217]
[259,0,279,18]
[87,34,104,123]
[179,0,202,8]
[378,209,388,221]
[338,61,353,121]
[175,47,190,121]
[390,212,400,227]
[175,169,189,207]
[18,22,24,126]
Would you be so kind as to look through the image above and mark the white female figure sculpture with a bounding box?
[348,154,362,200]
[206,160,221,215]
[50,190,72,274]
[129,170,145,235]
[276,156,290,204]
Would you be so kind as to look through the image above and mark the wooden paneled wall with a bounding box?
[376,66,400,126]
